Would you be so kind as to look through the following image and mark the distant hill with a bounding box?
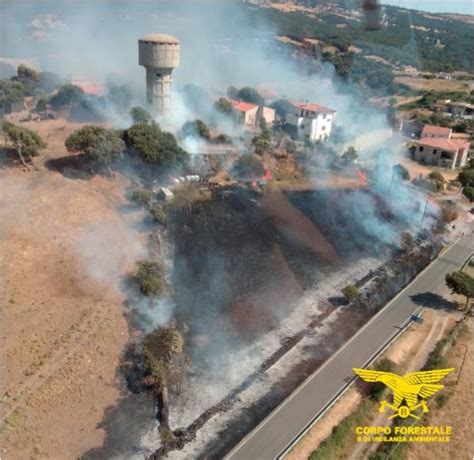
[247,0,474,73]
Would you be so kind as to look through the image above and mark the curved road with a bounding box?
[226,235,472,460]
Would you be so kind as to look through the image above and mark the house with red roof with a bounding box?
[227,98,275,127]
[421,124,452,139]
[415,124,470,169]
[285,100,336,142]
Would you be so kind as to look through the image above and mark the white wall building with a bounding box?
[285,101,336,142]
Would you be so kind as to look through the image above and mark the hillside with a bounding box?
[247,0,474,73]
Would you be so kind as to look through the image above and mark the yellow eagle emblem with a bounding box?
[353,367,455,419]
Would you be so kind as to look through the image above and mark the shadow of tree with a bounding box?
[409,292,458,311]
[44,153,94,180]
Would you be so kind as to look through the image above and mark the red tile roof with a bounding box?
[418,137,469,152]
[421,124,451,138]
[228,98,258,112]
[289,100,336,114]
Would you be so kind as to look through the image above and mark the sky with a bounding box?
[382,0,473,14]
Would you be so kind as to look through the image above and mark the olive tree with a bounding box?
[1,121,46,167]
[445,271,474,310]
[65,125,125,169]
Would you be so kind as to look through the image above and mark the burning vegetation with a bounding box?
[1,1,471,459]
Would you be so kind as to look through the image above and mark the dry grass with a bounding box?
[1,118,144,459]
[394,76,470,92]
[405,320,473,460]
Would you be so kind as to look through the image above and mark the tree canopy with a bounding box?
[215,97,234,116]
[445,271,474,310]
[341,146,358,164]
[182,119,210,140]
[135,260,166,296]
[1,121,46,167]
[231,154,264,179]
[130,106,152,125]
[237,87,263,105]
[50,84,84,109]
[124,122,188,166]
[65,125,125,166]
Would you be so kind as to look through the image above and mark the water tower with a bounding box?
[138,33,180,113]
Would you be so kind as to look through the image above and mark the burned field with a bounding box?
[136,185,434,458]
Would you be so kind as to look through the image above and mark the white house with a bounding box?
[285,100,336,142]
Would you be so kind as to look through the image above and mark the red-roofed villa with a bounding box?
[415,124,470,169]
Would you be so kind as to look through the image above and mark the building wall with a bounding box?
[286,110,333,142]
[258,106,275,126]
[415,144,468,170]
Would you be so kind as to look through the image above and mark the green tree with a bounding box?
[342,284,360,303]
[130,188,153,208]
[445,271,474,310]
[232,154,264,179]
[50,84,84,109]
[65,125,125,168]
[124,122,188,166]
[215,97,234,116]
[182,119,210,140]
[130,106,152,125]
[35,97,48,112]
[462,186,474,202]
[37,71,62,94]
[1,121,46,167]
[0,79,29,111]
[341,146,358,165]
[143,326,184,432]
[135,260,165,296]
[237,86,263,105]
[458,169,474,187]
[428,171,445,183]
[252,129,271,155]
[13,64,38,94]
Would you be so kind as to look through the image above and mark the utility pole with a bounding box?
[419,198,429,227]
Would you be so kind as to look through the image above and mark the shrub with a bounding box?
[231,154,264,179]
[149,203,167,224]
[135,260,165,297]
[130,188,152,207]
[463,186,474,202]
[342,284,360,303]
[428,171,445,183]
[458,169,474,187]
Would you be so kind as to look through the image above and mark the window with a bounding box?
[322,113,327,119]
[433,149,437,154]
[419,146,424,152]
[322,125,326,131]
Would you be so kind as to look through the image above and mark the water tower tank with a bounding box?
[138,33,180,113]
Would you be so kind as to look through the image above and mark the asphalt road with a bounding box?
[226,235,472,460]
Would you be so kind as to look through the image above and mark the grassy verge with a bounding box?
[309,399,375,460]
